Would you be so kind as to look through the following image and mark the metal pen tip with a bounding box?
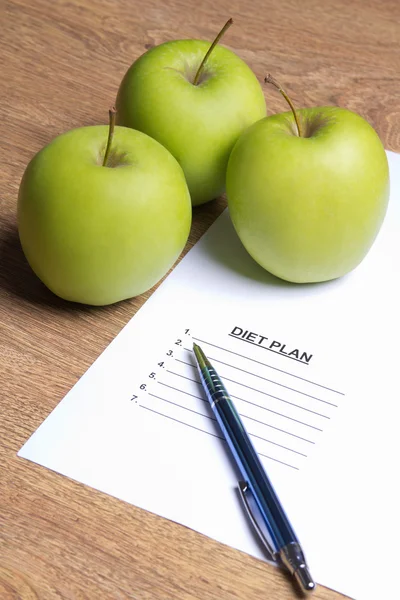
[193,342,211,370]
[293,564,316,593]
[279,545,316,594]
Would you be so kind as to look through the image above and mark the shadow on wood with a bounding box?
[0,224,95,313]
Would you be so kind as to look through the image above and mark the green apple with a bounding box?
[226,77,390,283]
[18,111,192,305]
[115,19,266,206]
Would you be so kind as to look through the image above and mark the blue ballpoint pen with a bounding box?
[193,342,316,594]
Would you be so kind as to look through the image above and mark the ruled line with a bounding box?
[158,380,323,431]
[152,385,315,444]
[158,381,207,403]
[167,369,331,417]
[166,370,201,385]
[222,375,332,416]
[191,337,344,396]
[141,405,223,440]
[176,358,199,368]
[230,393,323,432]
[154,385,312,451]
[150,392,307,457]
[175,356,337,409]
[210,356,337,406]
[250,434,308,457]
[140,406,299,470]
[149,393,213,421]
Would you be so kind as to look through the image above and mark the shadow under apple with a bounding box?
[0,224,102,313]
[199,210,340,299]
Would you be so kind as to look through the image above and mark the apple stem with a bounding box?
[102,107,117,167]
[193,18,233,86]
[264,74,302,137]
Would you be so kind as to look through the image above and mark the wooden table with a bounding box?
[1,0,399,598]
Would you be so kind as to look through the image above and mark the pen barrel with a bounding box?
[199,365,299,553]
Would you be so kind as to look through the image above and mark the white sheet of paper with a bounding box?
[19,151,400,600]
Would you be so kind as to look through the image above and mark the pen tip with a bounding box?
[293,565,316,593]
[192,342,210,370]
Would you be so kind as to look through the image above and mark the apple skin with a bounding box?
[18,126,192,305]
[226,107,390,283]
[115,40,266,206]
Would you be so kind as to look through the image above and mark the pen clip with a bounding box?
[238,480,277,561]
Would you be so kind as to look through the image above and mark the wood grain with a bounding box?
[1,0,399,598]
